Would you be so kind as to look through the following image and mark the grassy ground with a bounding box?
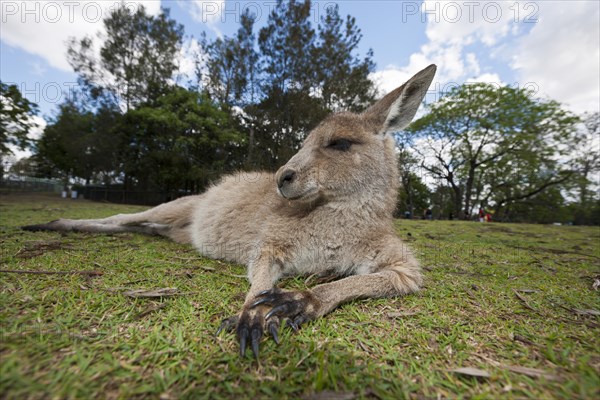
[0,192,598,399]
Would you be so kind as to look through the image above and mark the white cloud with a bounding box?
[371,1,523,98]
[511,2,600,114]
[5,115,46,159]
[421,0,522,47]
[1,1,161,71]
[177,0,224,37]
[174,37,203,84]
[372,1,599,116]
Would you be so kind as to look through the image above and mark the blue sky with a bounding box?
[1,0,599,148]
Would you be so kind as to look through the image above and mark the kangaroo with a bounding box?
[23,64,437,357]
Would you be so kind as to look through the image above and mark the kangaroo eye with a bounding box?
[327,138,353,151]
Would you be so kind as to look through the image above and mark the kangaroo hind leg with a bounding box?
[22,195,201,244]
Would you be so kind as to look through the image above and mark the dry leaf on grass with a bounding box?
[558,305,600,317]
[451,367,491,378]
[505,365,559,381]
[512,333,538,347]
[515,289,539,293]
[386,311,419,318]
[476,354,560,381]
[571,308,600,316]
[123,288,180,298]
[512,289,535,311]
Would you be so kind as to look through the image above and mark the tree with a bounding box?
[314,4,376,112]
[8,156,38,178]
[67,5,184,111]
[259,0,315,95]
[254,0,376,166]
[199,10,261,166]
[37,100,95,183]
[35,91,123,184]
[254,0,321,165]
[118,87,244,192]
[501,186,571,224]
[404,83,581,219]
[574,112,599,205]
[0,82,38,158]
[565,112,600,224]
[200,10,259,108]
[396,148,430,218]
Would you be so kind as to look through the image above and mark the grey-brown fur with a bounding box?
[23,65,437,357]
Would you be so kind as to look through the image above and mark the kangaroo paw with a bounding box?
[251,288,320,330]
[236,308,264,358]
[217,309,281,357]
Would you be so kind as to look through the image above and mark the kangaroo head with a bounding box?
[275,64,437,209]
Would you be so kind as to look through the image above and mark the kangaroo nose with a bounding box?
[277,169,296,189]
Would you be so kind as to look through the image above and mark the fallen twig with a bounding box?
[123,287,180,298]
[0,269,103,276]
[513,333,538,347]
[512,289,535,311]
[475,354,559,381]
[132,303,167,320]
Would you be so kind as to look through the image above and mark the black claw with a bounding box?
[265,304,290,320]
[286,319,299,332]
[250,297,271,308]
[215,317,237,336]
[239,327,249,357]
[250,328,262,357]
[215,321,228,336]
[256,289,272,297]
[268,321,280,345]
[293,316,306,327]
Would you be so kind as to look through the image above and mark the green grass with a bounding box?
[1,192,599,399]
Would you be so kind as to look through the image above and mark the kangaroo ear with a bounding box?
[365,64,437,134]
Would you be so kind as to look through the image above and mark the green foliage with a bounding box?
[67,5,183,110]
[396,148,431,218]
[201,0,376,168]
[35,98,123,184]
[258,0,315,94]
[405,83,581,220]
[315,4,377,112]
[37,5,244,191]
[0,82,38,157]
[502,187,571,224]
[570,112,600,211]
[31,0,376,192]
[397,172,431,218]
[36,101,95,182]
[199,9,259,107]
[118,87,244,191]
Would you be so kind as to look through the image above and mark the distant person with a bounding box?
[449,211,454,220]
[485,211,492,222]
[404,210,411,219]
[478,207,485,222]
[425,208,432,220]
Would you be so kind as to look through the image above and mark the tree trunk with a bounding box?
[247,123,255,167]
[463,163,476,219]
